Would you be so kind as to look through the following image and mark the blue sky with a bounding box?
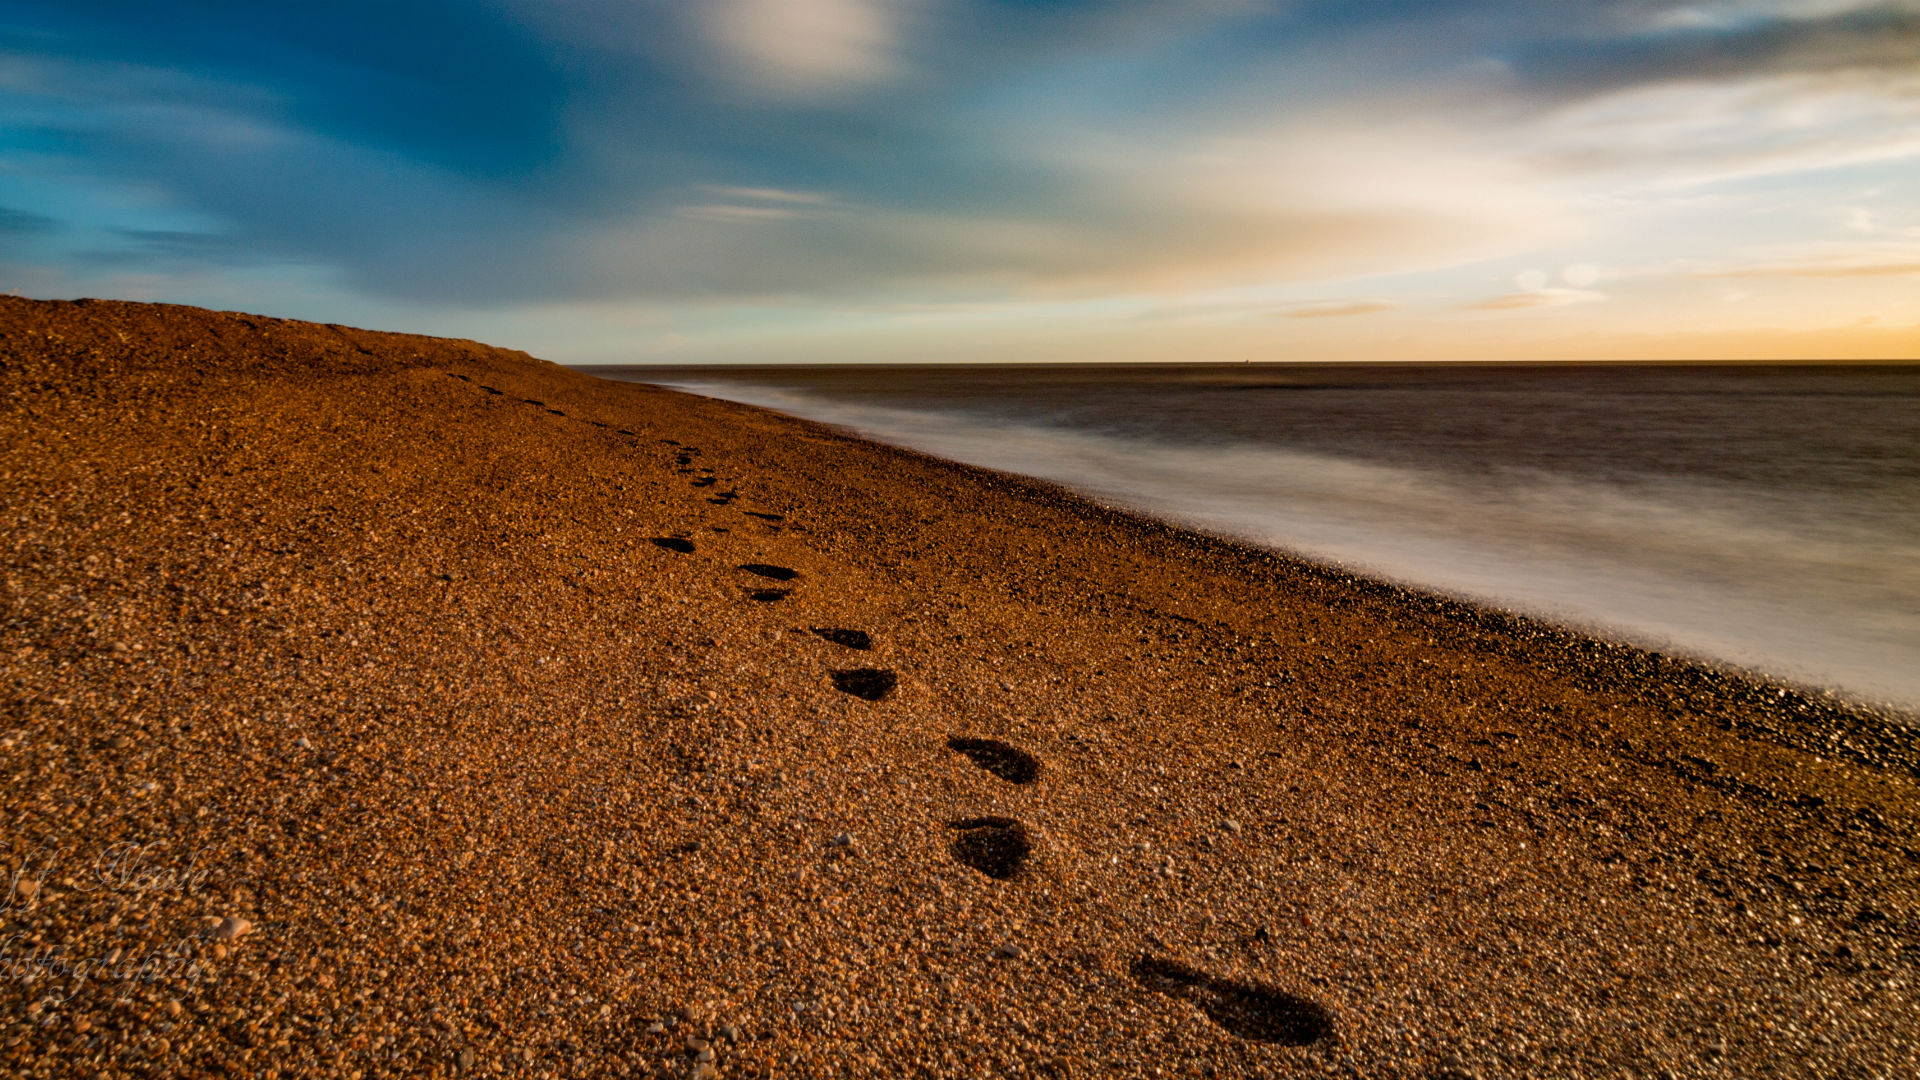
[2,0,1917,362]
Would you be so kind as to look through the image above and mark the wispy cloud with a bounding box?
[700,186,832,205]
[1281,300,1397,318]
[675,204,813,223]
[1463,288,1607,311]
[704,0,909,97]
[1698,260,1920,277]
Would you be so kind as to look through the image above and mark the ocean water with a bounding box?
[599,363,1920,712]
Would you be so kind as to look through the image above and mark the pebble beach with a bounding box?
[1,296,1916,1078]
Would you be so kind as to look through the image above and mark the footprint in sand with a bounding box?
[749,589,790,603]
[1128,956,1333,1045]
[651,537,695,554]
[810,628,871,650]
[740,563,799,582]
[947,737,1041,785]
[691,477,718,488]
[948,817,1032,880]
[744,511,784,523]
[479,385,504,395]
[830,668,896,700]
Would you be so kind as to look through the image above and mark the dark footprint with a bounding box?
[524,399,545,406]
[749,589,790,602]
[830,668,896,701]
[740,564,799,581]
[948,817,1031,880]
[691,477,718,488]
[745,512,784,522]
[447,372,471,382]
[480,386,504,395]
[618,429,636,436]
[947,737,1041,784]
[811,628,871,650]
[652,537,695,554]
[1129,956,1333,1045]
[547,409,567,417]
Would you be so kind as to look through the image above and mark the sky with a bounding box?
[1,0,1917,365]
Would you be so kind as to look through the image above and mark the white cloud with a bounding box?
[705,0,909,97]
[1463,287,1607,310]
[1647,0,1916,32]
[1526,71,1920,190]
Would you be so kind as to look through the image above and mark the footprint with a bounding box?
[652,537,695,554]
[479,386,504,395]
[947,737,1040,785]
[830,668,896,701]
[740,564,799,581]
[618,429,637,436]
[546,408,567,416]
[810,628,871,650]
[524,399,545,406]
[691,477,718,488]
[745,512,784,522]
[446,373,471,382]
[948,817,1031,880]
[749,589,790,603]
[1128,956,1332,1045]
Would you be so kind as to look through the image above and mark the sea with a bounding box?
[598,363,1920,714]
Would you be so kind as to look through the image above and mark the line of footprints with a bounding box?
[447,371,1332,1049]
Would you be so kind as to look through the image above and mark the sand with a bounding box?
[0,296,1914,1079]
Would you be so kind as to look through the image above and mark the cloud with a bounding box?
[1511,7,1920,96]
[1698,260,1920,277]
[675,204,814,223]
[700,186,832,205]
[1280,300,1397,318]
[704,0,908,97]
[1462,287,1606,310]
[0,207,57,234]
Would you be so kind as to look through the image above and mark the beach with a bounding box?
[1,296,1915,1078]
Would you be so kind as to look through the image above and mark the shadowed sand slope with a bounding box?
[1,297,1915,1079]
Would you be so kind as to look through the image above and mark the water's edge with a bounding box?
[606,375,1920,779]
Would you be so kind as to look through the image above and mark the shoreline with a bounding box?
[3,297,1915,1078]
[642,379,1920,771]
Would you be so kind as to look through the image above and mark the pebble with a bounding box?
[993,942,1026,960]
[1222,819,1242,834]
[214,916,253,941]
[830,832,853,847]
[295,736,313,749]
